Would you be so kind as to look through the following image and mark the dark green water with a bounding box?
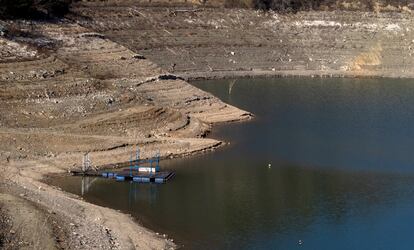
[52,78,414,249]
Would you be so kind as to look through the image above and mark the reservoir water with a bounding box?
[52,77,414,249]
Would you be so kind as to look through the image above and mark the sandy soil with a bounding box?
[0,192,59,249]
[0,13,250,250]
[1,1,414,249]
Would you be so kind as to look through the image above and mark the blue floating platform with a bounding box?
[116,175,125,181]
[78,170,175,184]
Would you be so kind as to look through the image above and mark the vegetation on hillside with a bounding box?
[0,0,72,19]
[0,0,412,19]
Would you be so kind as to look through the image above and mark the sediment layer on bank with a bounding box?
[0,13,250,249]
[2,1,414,249]
[72,3,414,79]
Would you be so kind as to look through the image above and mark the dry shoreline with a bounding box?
[0,9,251,249]
[181,69,414,81]
[2,2,414,249]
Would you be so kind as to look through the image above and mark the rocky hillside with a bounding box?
[1,1,414,249]
[71,1,414,79]
[0,4,251,249]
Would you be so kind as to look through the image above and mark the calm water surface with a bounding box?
[53,78,414,249]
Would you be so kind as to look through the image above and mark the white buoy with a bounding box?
[298,240,303,245]
[268,163,271,168]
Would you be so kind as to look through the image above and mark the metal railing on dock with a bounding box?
[71,147,175,184]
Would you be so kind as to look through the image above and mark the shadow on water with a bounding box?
[52,77,414,249]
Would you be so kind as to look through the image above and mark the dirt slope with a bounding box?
[2,1,414,248]
[71,3,414,79]
[0,15,250,250]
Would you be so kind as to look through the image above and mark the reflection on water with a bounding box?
[80,177,98,196]
[52,78,414,249]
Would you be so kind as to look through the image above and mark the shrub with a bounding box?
[0,0,72,19]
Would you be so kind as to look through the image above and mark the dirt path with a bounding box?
[0,193,58,249]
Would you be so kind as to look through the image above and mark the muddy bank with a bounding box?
[1,1,414,249]
[0,13,250,249]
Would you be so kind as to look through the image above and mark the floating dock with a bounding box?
[72,147,175,184]
[103,170,175,183]
[71,170,175,184]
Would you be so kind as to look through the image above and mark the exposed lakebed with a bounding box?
[51,77,414,249]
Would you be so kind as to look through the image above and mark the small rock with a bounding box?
[133,54,146,59]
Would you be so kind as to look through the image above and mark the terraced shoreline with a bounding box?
[0,17,250,250]
[1,1,414,249]
[71,3,414,79]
